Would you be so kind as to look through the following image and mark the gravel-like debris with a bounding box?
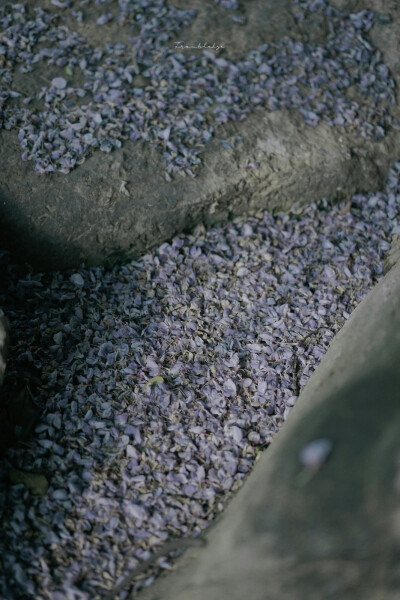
[1,0,400,598]
[0,0,397,178]
[1,164,400,599]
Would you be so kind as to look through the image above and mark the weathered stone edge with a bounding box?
[0,104,396,272]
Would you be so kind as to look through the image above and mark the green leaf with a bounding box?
[149,375,164,386]
[143,376,165,390]
[65,66,73,76]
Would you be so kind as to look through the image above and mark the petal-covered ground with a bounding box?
[0,0,397,178]
[0,164,399,599]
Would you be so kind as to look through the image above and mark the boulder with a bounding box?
[1,0,400,270]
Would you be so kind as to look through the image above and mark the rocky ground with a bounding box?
[2,0,400,599]
[0,163,399,598]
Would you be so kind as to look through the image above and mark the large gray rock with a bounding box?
[135,260,400,600]
[1,0,400,270]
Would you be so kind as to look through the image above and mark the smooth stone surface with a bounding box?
[136,260,400,600]
[1,0,400,270]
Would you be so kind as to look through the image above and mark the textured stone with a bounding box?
[1,0,400,270]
